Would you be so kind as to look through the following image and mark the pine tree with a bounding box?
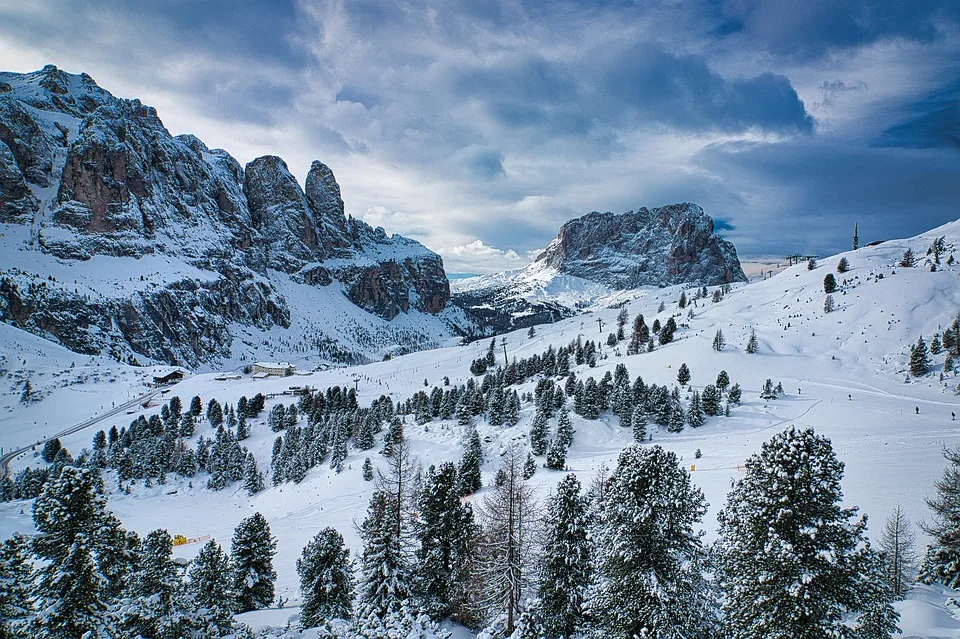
[529,410,550,456]
[189,539,234,634]
[555,409,574,449]
[717,426,898,639]
[746,329,759,354]
[631,405,648,442]
[824,294,835,313]
[919,445,960,588]
[712,329,726,351]
[207,399,223,428]
[524,452,537,479]
[415,462,477,621]
[667,403,685,433]
[853,223,859,250]
[837,256,849,273]
[587,445,716,639]
[242,453,265,495]
[879,503,918,599]
[458,426,483,496]
[96,513,141,601]
[357,491,413,621]
[909,336,930,376]
[231,512,277,613]
[190,395,203,417]
[122,529,212,639]
[728,383,742,404]
[299,528,354,627]
[701,384,721,416]
[538,474,591,638]
[900,248,914,267]
[0,533,33,638]
[30,532,114,639]
[41,437,62,463]
[363,457,375,481]
[824,273,837,293]
[546,435,568,471]
[687,390,705,427]
[715,370,730,393]
[677,363,691,386]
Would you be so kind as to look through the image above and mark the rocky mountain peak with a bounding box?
[0,65,453,367]
[305,160,345,222]
[536,202,746,288]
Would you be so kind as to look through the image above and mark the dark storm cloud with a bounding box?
[695,139,960,256]
[600,43,814,134]
[707,0,960,60]
[876,79,960,150]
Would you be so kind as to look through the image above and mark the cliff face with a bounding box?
[536,203,746,288]
[0,65,450,367]
[451,203,746,334]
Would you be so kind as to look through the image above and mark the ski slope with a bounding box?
[2,220,960,636]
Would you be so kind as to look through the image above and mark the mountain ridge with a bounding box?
[0,65,455,368]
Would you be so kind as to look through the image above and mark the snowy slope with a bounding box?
[2,219,960,636]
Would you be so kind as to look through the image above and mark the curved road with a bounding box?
[1,389,160,480]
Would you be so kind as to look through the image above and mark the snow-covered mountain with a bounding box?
[0,65,465,369]
[452,203,746,333]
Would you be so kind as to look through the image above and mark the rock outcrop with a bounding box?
[451,203,746,334]
[0,65,451,367]
[536,203,746,288]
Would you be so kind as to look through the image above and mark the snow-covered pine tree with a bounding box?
[190,395,203,417]
[189,539,234,634]
[586,445,716,639]
[298,528,354,628]
[546,434,568,471]
[121,529,213,639]
[0,533,33,638]
[269,404,285,432]
[879,503,918,599]
[555,409,574,449]
[687,390,705,427]
[96,513,141,601]
[207,399,223,429]
[712,329,726,352]
[529,410,550,456]
[631,405,647,442]
[363,457,374,481]
[824,272,837,293]
[30,467,132,637]
[909,336,931,376]
[523,452,538,479]
[715,370,729,393]
[357,491,413,621]
[717,426,898,639]
[416,462,477,621]
[677,363,691,386]
[701,384,721,416]
[667,403,685,432]
[242,453,265,495]
[230,512,278,613]
[538,474,591,638]
[919,444,960,588]
[727,383,742,404]
[746,329,759,354]
[458,425,483,496]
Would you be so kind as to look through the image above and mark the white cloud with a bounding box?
[361,205,409,231]
[438,240,525,274]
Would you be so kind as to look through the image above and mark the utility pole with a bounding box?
[596,318,604,334]
[353,378,360,392]
[502,338,509,367]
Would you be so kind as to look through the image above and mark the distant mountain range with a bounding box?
[1,65,745,367]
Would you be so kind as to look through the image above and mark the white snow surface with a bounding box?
[3,218,960,636]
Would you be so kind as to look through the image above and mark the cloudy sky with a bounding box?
[2,1,958,273]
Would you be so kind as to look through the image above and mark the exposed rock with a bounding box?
[0,65,452,366]
[452,203,746,334]
[0,140,39,220]
[537,203,746,287]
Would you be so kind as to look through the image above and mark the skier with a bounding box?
[915,406,920,415]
